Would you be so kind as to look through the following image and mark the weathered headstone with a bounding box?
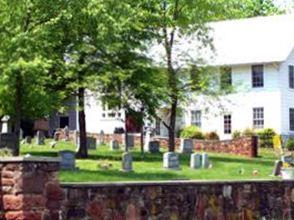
[144,129,151,152]
[190,153,202,169]
[125,134,134,149]
[180,139,193,154]
[281,154,293,164]
[64,126,69,141]
[163,152,180,169]
[97,130,105,146]
[202,153,209,168]
[110,140,120,151]
[122,152,133,172]
[59,150,76,170]
[53,131,59,141]
[146,141,160,153]
[0,133,16,149]
[36,130,45,145]
[19,128,23,140]
[273,160,283,176]
[87,137,97,150]
[24,136,32,144]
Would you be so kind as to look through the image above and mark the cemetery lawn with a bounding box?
[20,140,279,182]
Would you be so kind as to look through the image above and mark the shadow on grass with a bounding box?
[60,168,187,182]
[209,155,274,166]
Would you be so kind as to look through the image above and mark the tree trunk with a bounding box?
[76,87,88,158]
[140,124,144,159]
[168,98,177,152]
[124,110,128,152]
[13,72,22,156]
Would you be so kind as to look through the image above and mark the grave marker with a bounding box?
[110,140,120,150]
[87,137,97,150]
[163,152,180,169]
[190,153,202,169]
[180,139,193,154]
[122,152,133,172]
[36,130,45,145]
[59,150,76,170]
[273,160,283,176]
[202,153,209,168]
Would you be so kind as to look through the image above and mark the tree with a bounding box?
[0,0,67,155]
[146,0,282,152]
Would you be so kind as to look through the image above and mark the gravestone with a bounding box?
[53,131,59,141]
[202,153,209,168]
[19,129,23,140]
[87,137,97,150]
[163,152,180,169]
[0,133,16,150]
[97,130,105,146]
[59,150,76,170]
[24,136,32,144]
[110,140,120,151]
[125,134,134,149]
[36,130,45,145]
[281,154,293,164]
[64,126,69,141]
[180,139,193,154]
[122,152,133,172]
[190,153,202,169]
[273,160,283,176]
[146,141,160,153]
[144,129,151,152]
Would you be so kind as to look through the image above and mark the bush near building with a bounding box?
[180,126,205,140]
[205,131,220,140]
[286,138,294,151]
[257,128,276,148]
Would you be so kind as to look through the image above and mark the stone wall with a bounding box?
[61,180,294,219]
[0,158,294,219]
[0,157,64,220]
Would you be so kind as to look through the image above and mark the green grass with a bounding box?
[20,140,280,182]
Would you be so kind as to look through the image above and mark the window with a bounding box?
[224,115,232,134]
[252,65,264,88]
[191,110,201,127]
[220,66,232,89]
[289,66,294,89]
[290,108,294,131]
[253,107,264,129]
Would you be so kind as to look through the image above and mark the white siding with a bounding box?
[279,48,294,136]
[84,93,125,134]
[185,63,282,140]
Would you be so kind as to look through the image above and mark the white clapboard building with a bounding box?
[77,15,294,140]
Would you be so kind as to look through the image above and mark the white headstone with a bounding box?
[97,130,105,146]
[163,152,180,169]
[144,130,151,152]
[202,153,209,168]
[122,152,133,172]
[36,130,45,145]
[190,153,202,169]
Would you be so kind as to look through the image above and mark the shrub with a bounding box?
[205,131,219,140]
[242,128,256,137]
[180,126,204,140]
[286,138,294,151]
[232,130,241,139]
[257,128,276,148]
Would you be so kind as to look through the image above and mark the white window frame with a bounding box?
[224,115,232,134]
[253,107,264,129]
[191,110,201,128]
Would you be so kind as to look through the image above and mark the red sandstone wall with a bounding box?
[64,131,258,157]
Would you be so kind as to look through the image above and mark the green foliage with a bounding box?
[286,138,294,151]
[257,128,276,148]
[242,128,256,137]
[180,126,204,140]
[232,130,242,139]
[0,148,12,157]
[205,131,220,140]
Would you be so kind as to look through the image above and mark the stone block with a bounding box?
[180,139,193,154]
[110,140,120,151]
[190,153,202,169]
[122,152,133,172]
[59,150,76,170]
[202,153,209,168]
[36,131,45,145]
[146,141,160,153]
[87,137,97,150]
[163,152,180,169]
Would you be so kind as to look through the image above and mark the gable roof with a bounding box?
[148,14,294,67]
